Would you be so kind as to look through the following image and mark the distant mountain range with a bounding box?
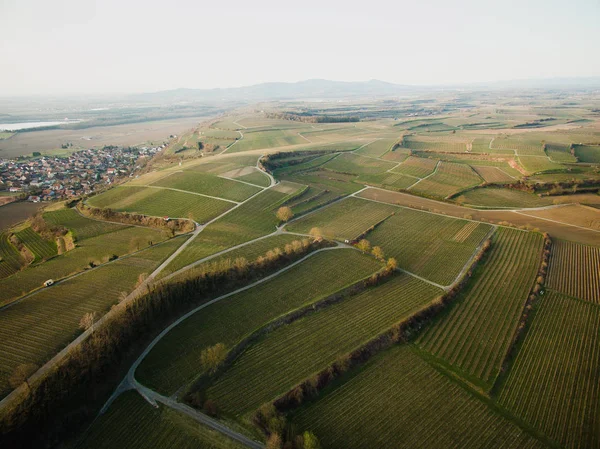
[130,77,600,103]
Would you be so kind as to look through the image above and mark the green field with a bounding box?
[235,170,271,187]
[417,228,542,387]
[456,187,552,208]
[366,209,492,285]
[518,156,563,174]
[88,186,234,223]
[151,172,262,202]
[573,144,600,163]
[43,208,125,241]
[0,226,166,305]
[404,136,467,152]
[354,138,398,157]
[228,128,306,153]
[136,249,382,395]
[410,161,483,198]
[76,391,244,449]
[161,188,297,276]
[205,273,442,416]
[321,153,396,175]
[499,291,600,449]
[357,171,417,190]
[392,156,438,178]
[545,143,578,163]
[0,236,186,399]
[292,345,546,449]
[14,227,57,261]
[0,231,25,279]
[286,197,397,241]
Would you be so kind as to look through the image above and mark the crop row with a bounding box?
[206,273,442,415]
[417,228,543,386]
[472,166,516,184]
[410,161,483,198]
[292,345,546,449]
[354,138,397,158]
[43,208,125,241]
[15,227,57,261]
[403,137,467,153]
[0,237,186,399]
[392,156,438,178]
[0,232,25,279]
[546,240,599,304]
[499,291,600,449]
[322,153,397,176]
[367,210,492,286]
[286,197,398,241]
[136,249,382,395]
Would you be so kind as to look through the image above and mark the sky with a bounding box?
[1,0,599,96]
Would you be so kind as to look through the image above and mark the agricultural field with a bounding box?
[403,136,467,153]
[151,171,262,202]
[88,186,234,223]
[136,249,382,395]
[392,156,438,178]
[0,231,25,279]
[286,197,398,241]
[14,227,57,261]
[473,165,516,183]
[518,155,564,174]
[357,171,418,190]
[204,274,442,416]
[0,236,186,399]
[235,170,271,187]
[321,153,396,175]
[76,391,245,449]
[0,225,166,305]
[354,138,398,157]
[292,345,546,449]
[366,209,493,285]
[499,292,600,449]
[417,228,543,387]
[545,143,578,163]
[228,128,306,153]
[573,144,600,163]
[521,204,600,231]
[456,187,552,208]
[43,208,125,240]
[410,161,483,198]
[546,240,599,303]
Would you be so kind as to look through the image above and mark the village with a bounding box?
[0,144,165,202]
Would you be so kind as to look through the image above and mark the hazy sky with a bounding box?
[1,0,599,96]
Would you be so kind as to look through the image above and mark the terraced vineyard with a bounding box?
[392,156,438,178]
[367,209,492,285]
[0,226,166,305]
[410,161,483,198]
[88,186,234,223]
[357,171,417,190]
[286,197,397,241]
[14,227,57,261]
[417,228,543,386]
[0,237,186,399]
[292,345,546,449]
[43,208,125,240]
[473,165,516,183]
[499,292,600,449]
[151,171,262,202]
[0,231,25,279]
[546,240,599,303]
[76,391,244,449]
[228,128,306,153]
[205,274,442,415]
[518,156,563,174]
[354,138,397,157]
[136,249,381,395]
[456,187,552,208]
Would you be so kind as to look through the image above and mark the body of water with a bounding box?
[0,120,82,131]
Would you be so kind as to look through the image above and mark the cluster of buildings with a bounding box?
[0,145,165,202]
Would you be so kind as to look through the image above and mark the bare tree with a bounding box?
[79,312,97,332]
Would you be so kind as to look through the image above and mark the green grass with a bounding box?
[161,188,294,275]
[392,156,438,178]
[417,228,543,387]
[286,197,398,241]
[0,236,187,399]
[0,232,25,279]
[518,156,563,174]
[292,345,546,449]
[573,144,600,163]
[367,209,492,285]
[322,153,396,175]
[43,209,125,241]
[151,172,262,202]
[236,170,271,187]
[472,165,516,183]
[404,136,467,152]
[498,291,600,449]
[0,226,166,305]
[545,144,577,163]
[14,227,57,261]
[136,249,382,395]
[456,187,552,208]
[228,128,305,153]
[205,273,442,416]
[357,171,417,190]
[75,391,245,449]
[410,161,483,198]
[88,186,234,223]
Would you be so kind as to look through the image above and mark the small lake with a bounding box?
[0,120,82,131]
